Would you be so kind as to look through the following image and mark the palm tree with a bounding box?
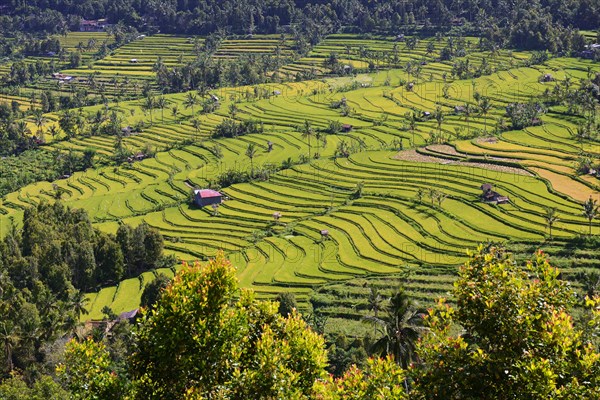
[171,105,179,120]
[142,96,155,125]
[229,103,239,119]
[191,118,202,141]
[301,120,314,159]
[434,106,444,140]
[363,290,425,370]
[545,207,559,240]
[406,112,417,146]
[463,103,473,136]
[156,96,168,123]
[70,290,90,321]
[32,108,47,140]
[0,322,19,372]
[183,92,199,117]
[48,125,59,141]
[582,197,599,235]
[245,143,258,176]
[368,286,383,317]
[478,96,493,134]
[13,120,32,138]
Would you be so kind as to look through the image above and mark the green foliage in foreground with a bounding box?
[37,246,600,399]
[412,246,600,399]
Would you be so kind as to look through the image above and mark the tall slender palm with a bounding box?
[245,143,257,176]
[301,120,314,159]
[406,112,417,146]
[478,96,493,134]
[0,323,19,372]
[142,96,155,125]
[368,286,383,317]
[434,106,444,141]
[583,197,599,236]
[545,207,559,240]
[464,103,473,136]
[363,290,425,369]
[184,92,199,117]
[156,96,168,123]
[32,109,47,139]
[191,118,202,141]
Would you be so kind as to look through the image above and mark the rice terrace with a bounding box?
[2,31,600,324]
[2,2,600,395]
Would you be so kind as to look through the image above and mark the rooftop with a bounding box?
[194,189,222,198]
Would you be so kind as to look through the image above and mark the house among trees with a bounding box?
[542,74,553,82]
[79,18,109,32]
[194,189,223,207]
[480,183,509,204]
[342,124,353,132]
[52,73,73,82]
[454,105,466,114]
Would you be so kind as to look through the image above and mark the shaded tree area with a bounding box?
[0,0,596,52]
[8,201,172,292]
[0,201,172,380]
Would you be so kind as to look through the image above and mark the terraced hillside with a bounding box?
[1,37,599,328]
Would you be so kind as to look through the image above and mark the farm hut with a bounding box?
[480,183,509,204]
[273,90,281,96]
[422,111,431,118]
[118,309,139,322]
[395,34,405,42]
[542,74,553,82]
[210,94,219,102]
[320,229,329,238]
[79,19,109,32]
[121,126,133,136]
[267,141,274,152]
[273,212,282,221]
[130,58,138,63]
[342,124,353,132]
[194,189,223,207]
[454,105,466,114]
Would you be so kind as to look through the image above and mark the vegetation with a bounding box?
[1,1,600,396]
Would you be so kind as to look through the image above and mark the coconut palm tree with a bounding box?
[545,207,559,240]
[405,112,417,146]
[156,96,168,123]
[363,289,425,370]
[478,96,493,134]
[70,290,90,321]
[368,286,383,317]
[183,92,199,117]
[0,322,19,372]
[583,197,599,235]
[47,125,59,141]
[245,142,257,176]
[32,108,47,140]
[142,96,155,125]
[434,106,444,140]
[301,120,314,159]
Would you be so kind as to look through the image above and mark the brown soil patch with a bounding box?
[394,149,532,176]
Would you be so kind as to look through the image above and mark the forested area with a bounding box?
[1,0,597,51]
[0,202,171,381]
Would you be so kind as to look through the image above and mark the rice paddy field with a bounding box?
[1,33,600,333]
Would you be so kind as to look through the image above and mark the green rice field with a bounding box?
[1,33,600,330]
